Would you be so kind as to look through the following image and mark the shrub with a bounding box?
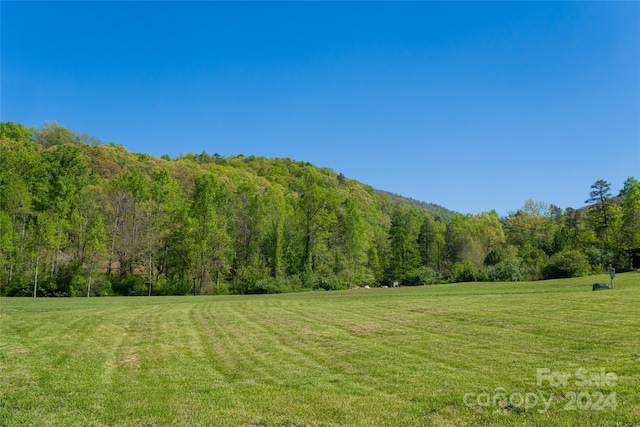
[484,246,517,267]
[482,257,528,282]
[231,266,266,294]
[584,247,615,272]
[451,261,478,283]
[4,277,32,297]
[542,250,590,279]
[406,266,440,286]
[92,276,113,296]
[111,274,147,296]
[518,244,549,280]
[300,272,340,291]
[49,261,83,296]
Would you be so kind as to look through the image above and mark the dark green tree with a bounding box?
[418,214,446,271]
[296,172,338,274]
[585,179,613,231]
[387,206,422,283]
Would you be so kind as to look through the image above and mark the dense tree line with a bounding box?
[1,121,638,296]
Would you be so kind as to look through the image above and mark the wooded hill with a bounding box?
[1,121,638,297]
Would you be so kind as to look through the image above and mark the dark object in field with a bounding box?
[592,283,610,291]
[623,248,640,269]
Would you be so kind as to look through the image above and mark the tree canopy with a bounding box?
[1,122,638,296]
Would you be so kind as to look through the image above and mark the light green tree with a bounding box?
[29,212,57,297]
[261,185,290,279]
[0,211,15,290]
[85,211,107,297]
[447,212,505,272]
[190,174,232,294]
[620,176,640,248]
[337,199,369,287]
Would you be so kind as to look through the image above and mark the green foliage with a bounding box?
[542,250,591,279]
[483,245,516,266]
[387,206,422,283]
[295,169,339,273]
[0,211,16,291]
[447,213,505,271]
[0,121,638,296]
[584,246,616,272]
[418,215,446,270]
[504,202,554,254]
[111,274,147,296]
[620,176,640,248]
[377,189,455,222]
[33,121,77,148]
[517,244,549,280]
[585,179,613,231]
[406,266,440,286]
[232,275,303,294]
[189,173,232,295]
[481,257,528,282]
[451,261,478,282]
[299,271,341,291]
[0,121,34,143]
[50,260,83,297]
[336,198,370,287]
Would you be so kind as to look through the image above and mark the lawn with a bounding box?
[1,273,639,426]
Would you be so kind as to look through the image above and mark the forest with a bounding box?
[1,121,639,297]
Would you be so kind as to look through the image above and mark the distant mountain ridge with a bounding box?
[376,190,456,222]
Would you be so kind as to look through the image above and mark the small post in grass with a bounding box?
[610,267,615,289]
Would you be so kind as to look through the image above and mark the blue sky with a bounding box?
[2,1,639,215]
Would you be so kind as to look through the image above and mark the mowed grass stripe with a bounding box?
[233,305,388,395]
[1,304,135,426]
[1,273,639,426]
[278,296,560,386]
[204,300,445,425]
[234,294,557,418]
[224,303,393,404]
[97,302,235,426]
[190,302,412,426]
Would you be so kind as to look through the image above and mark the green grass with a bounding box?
[1,273,639,426]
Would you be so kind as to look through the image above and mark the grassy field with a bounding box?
[1,273,639,426]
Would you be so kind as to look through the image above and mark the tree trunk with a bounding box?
[148,250,153,296]
[199,258,206,295]
[156,245,168,286]
[7,260,13,288]
[87,260,94,298]
[108,217,119,275]
[304,229,312,273]
[33,253,39,298]
[53,223,64,277]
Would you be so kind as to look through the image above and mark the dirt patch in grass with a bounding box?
[346,323,383,336]
[116,347,139,368]
[247,424,301,427]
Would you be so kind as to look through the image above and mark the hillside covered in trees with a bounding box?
[1,121,639,297]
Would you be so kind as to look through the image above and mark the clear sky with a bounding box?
[2,1,639,215]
